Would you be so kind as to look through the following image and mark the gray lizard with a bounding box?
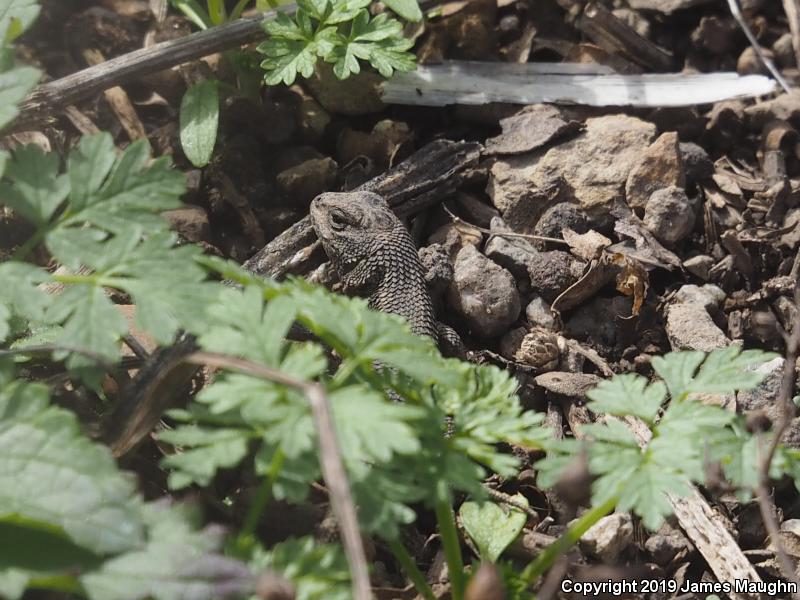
[307,190,477,360]
[309,191,439,340]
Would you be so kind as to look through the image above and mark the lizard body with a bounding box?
[309,191,438,340]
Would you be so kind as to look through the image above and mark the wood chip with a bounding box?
[381,61,777,108]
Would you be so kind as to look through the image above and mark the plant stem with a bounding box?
[521,495,618,584]
[434,498,465,600]
[238,449,284,543]
[387,537,437,600]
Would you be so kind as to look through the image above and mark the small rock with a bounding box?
[579,513,634,563]
[485,218,539,281]
[673,284,725,310]
[527,250,585,303]
[305,63,385,116]
[773,33,796,69]
[289,84,331,141]
[419,243,453,303]
[484,104,581,156]
[162,206,210,243]
[276,157,338,205]
[534,202,590,240]
[738,46,774,76]
[642,186,695,245]
[706,100,744,150]
[626,0,714,12]
[336,119,413,170]
[446,244,521,337]
[625,132,686,211]
[526,294,557,330]
[691,16,738,55]
[428,222,482,252]
[454,193,500,228]
[645,525,691,567]
[745,90,800,131]
[679,142,714,184]
[737,357,784,424]
[683,254,715,280]
[665,303,728,351]
[565,296,632,346]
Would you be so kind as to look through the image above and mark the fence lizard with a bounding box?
[310,191,439,340]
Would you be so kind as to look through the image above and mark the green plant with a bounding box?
[170,0,254,30]
[258,0,418,85]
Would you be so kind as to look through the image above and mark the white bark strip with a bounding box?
[381,61,778,108]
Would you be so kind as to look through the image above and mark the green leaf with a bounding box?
[46,284,128,368]
[0,0,40,43]
[383,0,422,21]
[80,502,254,600]
[0,387,145,554]
[250,537,351,600]
[179,80,219,168]
[330,385,423,464]
[0,65,39,130]
[614,462,691,531]
[0,143,68,226]
[459,496,528,562]
[159,426,251,489]
[652,346,778,400]
[586,373,666,424]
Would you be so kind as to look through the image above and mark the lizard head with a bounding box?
[309,191,399,271]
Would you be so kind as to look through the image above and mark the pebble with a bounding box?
[643,186,695,245]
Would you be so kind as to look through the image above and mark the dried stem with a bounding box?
[441,204,568,246]
[11,7,296,132]
[727,0,791,93]
[753,286,800,596]
[185,351,372,600]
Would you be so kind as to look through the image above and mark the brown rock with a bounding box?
[625,132,686,211]
[162,206,210,243]
[531,115,657,208]
[276,157,338,205]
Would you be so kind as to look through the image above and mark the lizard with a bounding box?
[309,190,452,348]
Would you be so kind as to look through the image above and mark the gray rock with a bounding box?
[737,357,784,424]
[446,244,521,337]
[534,202,589,240]
[485,104,581,156]
[276,157,338,205]
[665,303,729,351]
[526,250,585,303]
[673,284,725,310]
[645,526,691,566]
[679,142,714,183]
[579,513,634,563]
[162,206,210,243]
[526,294,557,330]
[565,296,632,346]
[485,220,540,281]
[643,186,695,245]
[625,132,685,211]
[419,243,453,304]
[684,254,714,280]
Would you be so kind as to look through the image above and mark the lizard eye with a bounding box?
[329,208,350,231]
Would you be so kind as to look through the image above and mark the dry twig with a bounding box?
[12,6,296,132]
[441,204,568,246]
[753,288,800,597]
[727,0,791,93]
